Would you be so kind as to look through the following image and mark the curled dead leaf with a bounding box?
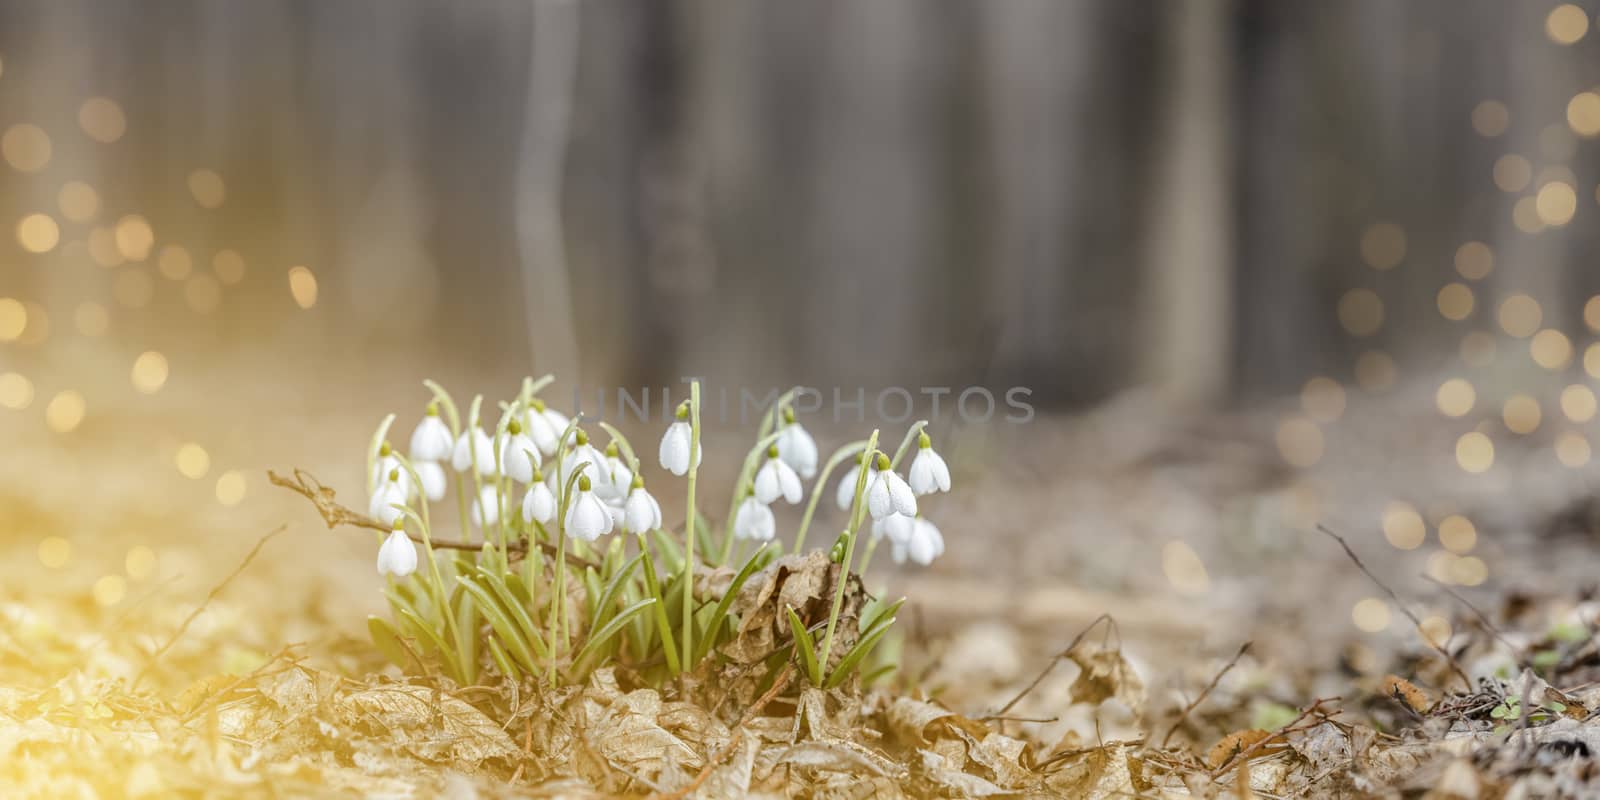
[1380,674,1432,714]
[1067,640,1146,714]
[1207,729,1280,770]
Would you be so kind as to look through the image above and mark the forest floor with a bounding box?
[4,364,1600,798]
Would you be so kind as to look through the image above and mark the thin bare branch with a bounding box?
[1160,640,1251,748]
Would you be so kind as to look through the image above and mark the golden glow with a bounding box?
[1436,283,1473,320]
[187,169,226,208]
[115,215,155,261]
[213,249,246,284]
[1161,540,1209,595]
[175,443,211,479]
[288,266,318,309]
[1436,379,1476,418]
[1452,556,1488,587]
[185,275,221,314]
[1588,296,1600,332]
[1471,100,1509,138]
[1456,431,1495,474]
[1570,92,1600,137]
[1352,597,1391,632]
[17,213,59,253]
[113,269,154,308]
[1557,432,1592,468]
[1419,616,1452,648]
[17,301,46,346]
[1563,385,1597,422]
[1338,288,1384,336]
[78,97,127,143]
[1502,394,1541,434]
[157,245,192,280]
[45,390,86,433]
[58,181,100,222]
[1382,501,1426,550]
[216,471,247,506]
[1461,332,1496,367]
[1536,182,1578,226]
[1513,196,1545,233]
[1275,417,1324,467]
[1587,343,1600,378]
[0,297,25,341]
[88,226,124,267]
[0,372,34,409]
[1359,223,1406,269]
[1355,350,1396,391]
[125,546,157,580]
[1497,294,1542,338]
[74,302,109,337]
[1301,377,1346,422]
[1438,515,1476,554]
[1531,329,1573,370]
[92,575,127,607]
[1493,154,1531,192]
[1454,241,1493,280]
[2,123,51,172]
[131,351,169,394]
[1547,4,1590,44]
[38,536,71,568]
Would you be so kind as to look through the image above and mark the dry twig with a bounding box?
[1160,641,1251,748]
[1210,696,1340,778]
[988,613,1116,718]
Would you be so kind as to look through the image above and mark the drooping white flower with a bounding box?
[871,512,915,544]
[605,499,627,530]
[376,527,418,577]
[835,454,879,512]
[658,405,696,476]
[907,432,951,495]
[733,494,776,541]
[371,442,412,497]
[500,420,541,484]
[470,484,502,528]
[600,444,633,502]
[368,468,408,526]
[623,478,663,534]
[562,429,607,491]
[892,517,945,566]
[564,476,614,542]
[409,405,453,462]
[521,473,556,525]
[451,426,497,476]
[523,398,572,456]
[754,446,802,505]
[776,410,818,479]
[415,460,447,502]
[866,454,917,520]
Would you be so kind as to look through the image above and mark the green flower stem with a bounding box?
[366,413,396,496]
[717,429,785,565]
[888,419,928,470]
[681,381,702,671]
[817,430,878,678]
[859,533,881,574]
[466,395,488,545]
[793,440,869,553]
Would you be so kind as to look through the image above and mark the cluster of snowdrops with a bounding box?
[356,377,955,689]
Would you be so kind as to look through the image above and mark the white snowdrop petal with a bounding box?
[867,473,893,520]
[659,421,692,476]
[501,433,541,484]
[734,497,776,541]
[369,483,407,526]
[416,461,447,502]
[909,448,951,495]
[883,513,915,544]
[835,465,861,511]
[754,461,783,505]
[522,482,555,524]
[777,461,803,504]
[409,416,454,462]
[886,472,918,517]
[470,485,501,527]
[625,487,662,534]
[778,424,819,480]
[377,530,418,577]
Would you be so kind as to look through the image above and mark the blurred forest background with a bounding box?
[5,0,1598,414]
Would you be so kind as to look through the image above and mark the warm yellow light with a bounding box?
[125,546,157,580]
[1471,100,1509,138]
[131,351,169,394]
[1275,417,1324,467]
[16,213,59,253]
[113,269,154,308]
[1452,556,1488,587]
[1382,502,1426,550]
[213,249,246,284]
[78,97,127,143]
[114,215,154,261]
[92,575,127,607]
[288,266,318,309]
[1536,182,1578,226]
[1301,377,1346,422]
[1493,154,1531,192]
[1456,431,1495,474]
[1436,379,1476,418]
[37,536,71,568]
[1530,329,1572,369]
[1359,223,1406,269]
[1438,515,1476,554]
[1497,294,1542,338]
[1355,351,1396,391]
[187,169,226,209]
[1570,92,1600,137]
[1353,597,1391,632]
[57,181,100,222]
[1563,385,1597,422]
[1338,289,1384,336]
[1436,283,1474,321]
[0,372,34,410]
[45,390,86,433]
[1161,540,1209,595]
[73,302,109,337]
[88,226,123,267]
[0,297,25,341]
[175,443,211,479]
[1503,394,1541,435]
[1460,332,1496,367]
[1588,297,1600,333]
[216,471,247,506]
[1513,196,1545,233]
[1547,4,1590,44]
[157,245,192,280]
[2,123,51,172]
[1419,616,1453,648]
[1454,241,1493,280]
[1557,432,1592,468]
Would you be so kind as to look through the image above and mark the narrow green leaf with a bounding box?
[786,607,822,685]
[860,597,906,637]
[368,615,413,670]
[861,662,897,688]
[694,544,767,663]
[650,528,684,574]
[486,635,521,681]
[573,598,657,669]
[472,566,550,659]
[591,553,643,633]
[395,606,460,680]
[825,618,895,689]
[452,586,480,685]
[641,548,681,676]
[456,577,540,675]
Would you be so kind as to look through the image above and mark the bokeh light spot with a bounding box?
[1436,283,1474,321]
[57,181,99,222]
[1531,329,1573,369]
[1536,182,1578,226]
[1547,4,1590,44]
[3,123,51,172]
[1503,394,1541,434]
[1497,294,1542,338]
[1419,616,1453,648]
[176,443,210,479]
[17,213,59,253]
[114,215,154,261]
[78,97,127,143]
[45,390,86,433]
[288,266,318,309]
[0,372,34,409]
[1456,432,1495,474]
[1301,377,1346,422]
[1276,417,1324,468]
[1472,100,1509,138]
[216,470,247,506]
[1161,540,1210,595]
[1454,241,1494,281]
[1359,223,1406,269]
[93,575,127,607]
[1557,432,1592,468]
[1570,92,1600,137]
[1438,515,1477,554]
[187,169,226,209]
[1435,379,1476,418]
[38,536,71,568]
[213,249,246,284]
[125,546,157,581]
[1382,501,1426,550]
[157,245,192,280]
[1338,289,1384,336]
[131,351,168,394]
[1453,556,1488,587]
[1562,385,1596,422]
[1493,154,1531,192]
[1353,598,1391,632]
[0,297,25,341]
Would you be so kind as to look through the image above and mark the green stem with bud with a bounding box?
[793,440,869,554]
[817,430,878,678]
[681,382,702,671]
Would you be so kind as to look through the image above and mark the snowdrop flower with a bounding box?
[907,432,951,495]
[376,522,418,577]
[754,445,803,505]
[415,460,447,502]
[871,513,914,544]
[562,429,607,490]
[372,442,412,498]
[658,403,698,476]
[521,469,556,525]
[368,468,408,526]
[470,484,502,528]
[623,476,663,534]
[776,408,818,479]
[409,404,453,462]
[499,419,541,484]
[835,453,878,511]
[601,443,633,501]
[564,475,614,542]
[523,398,569,457]
[451,426,497,477]
[866,454,917,520]
[892,517,945,566]
[733,493,776,541]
